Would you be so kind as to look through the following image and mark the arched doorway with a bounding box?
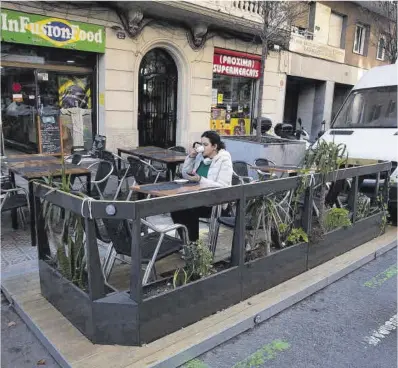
[138,48,178,148]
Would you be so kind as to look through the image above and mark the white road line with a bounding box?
[364,314,398,346]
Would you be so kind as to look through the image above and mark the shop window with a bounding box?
[211,74,256,136]
[1,67,94,153]
[1,68,37,152]
[376,35,386,61]
[353,24,366,55]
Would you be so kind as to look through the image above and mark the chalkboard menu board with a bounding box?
[37,115,63,155]
[89,134,106,158]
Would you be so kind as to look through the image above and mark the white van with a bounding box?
[320,64,397,222]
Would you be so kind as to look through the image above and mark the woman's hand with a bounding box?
[187,173,201,182]
[189,148,198,158]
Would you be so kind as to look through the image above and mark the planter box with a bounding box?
[242,242,308,300]
[39,261,139,346]
[140,266,241,343]
[307,212,383,269]
[223,136,306,179]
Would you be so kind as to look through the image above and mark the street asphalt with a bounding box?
[1,292,60,368]
[183,248,397,368]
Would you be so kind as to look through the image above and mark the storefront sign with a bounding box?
[213,48,261,79]
[289,34,345,63]
[1,9,105,53]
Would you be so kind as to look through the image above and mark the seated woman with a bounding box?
[171,130,233,242]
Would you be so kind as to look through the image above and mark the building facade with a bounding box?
[1,1,391,153]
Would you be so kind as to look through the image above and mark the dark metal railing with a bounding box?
[33,161,392,303]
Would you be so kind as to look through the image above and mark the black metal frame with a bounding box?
[33,161,391,346]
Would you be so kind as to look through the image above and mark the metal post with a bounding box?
[129,206,142,303]
[34,190,51,260]
[231,188,245,267]
[84,217,106,301]
[302,184,314,235]
[348,176,358,224]
[373,171,380,205]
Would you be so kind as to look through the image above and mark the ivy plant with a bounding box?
[323,207,351,232]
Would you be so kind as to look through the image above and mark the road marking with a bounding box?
[232,339,290,368]
[364,314,398,346]
[363,264,398,288]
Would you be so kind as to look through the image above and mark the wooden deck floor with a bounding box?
[1,228,396,368]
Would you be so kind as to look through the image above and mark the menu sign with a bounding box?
[37,115,63,155]
[213,48,261,79]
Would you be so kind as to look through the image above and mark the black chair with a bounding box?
[1,180,29,229]
[253,158,277,180]
[168,146,187,178]
[102,218,188,285]
[232,161,254,185]
[125,156,167,199]
[100,150,134,199]
[168,146,187,154]
[83,160,114,199]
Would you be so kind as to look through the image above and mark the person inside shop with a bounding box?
[171,130,233,242]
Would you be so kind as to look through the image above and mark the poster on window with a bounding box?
[210,118,250,136]
[58,76,92,153]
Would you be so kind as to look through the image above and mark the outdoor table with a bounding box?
[118,146,186,180]
[131,180,217,197]
[252,165,300,177]
[4,154,91,247]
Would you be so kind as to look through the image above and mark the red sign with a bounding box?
[213,48,261,79]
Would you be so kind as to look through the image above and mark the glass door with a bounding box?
[1,67,38,152]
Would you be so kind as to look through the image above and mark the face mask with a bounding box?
[203,158,212,165]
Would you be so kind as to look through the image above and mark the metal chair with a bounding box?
[232,160,254,185]
[1,181,30,229]
[253,158,277,180]
[100,150,134,199]
[102,217,189,285]
[82,160,114,199]
[126,156,166,200]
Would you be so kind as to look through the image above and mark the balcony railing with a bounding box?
[184,0,263,23]
[291,26,314,40]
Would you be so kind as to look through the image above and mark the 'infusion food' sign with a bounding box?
[1,9,105,53]
[213,48,261,79]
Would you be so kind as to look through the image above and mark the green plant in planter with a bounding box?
[173,239,214,288]
[40,160,88,290]
[246,192,293,254]
[303,140,348,232]
[183,239,214,280]
[323,207,351,232]
[286,227,308,246]
[356,193,371,221]
[371,194,389,234]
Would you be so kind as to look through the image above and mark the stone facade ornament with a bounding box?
[186,24,209,50]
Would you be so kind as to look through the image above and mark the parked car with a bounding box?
[319,63,397,223]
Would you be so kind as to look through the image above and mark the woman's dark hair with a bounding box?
[201,130,226,150]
